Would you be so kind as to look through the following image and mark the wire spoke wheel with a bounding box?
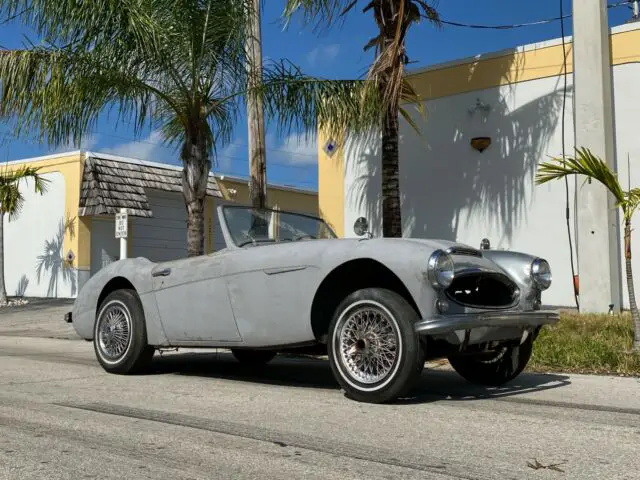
[97,301,132,361]
[338,305,400,385]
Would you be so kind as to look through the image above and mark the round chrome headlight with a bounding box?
[531,258,552,290]
[427,250,455,289]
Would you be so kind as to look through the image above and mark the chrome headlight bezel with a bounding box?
[531,258,552,290]
[427,250,455,289]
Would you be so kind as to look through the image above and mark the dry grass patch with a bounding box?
[530,311,640,376]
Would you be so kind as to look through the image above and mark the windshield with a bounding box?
[222,206,337,247]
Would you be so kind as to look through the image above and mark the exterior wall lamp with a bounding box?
[470,136,492,153]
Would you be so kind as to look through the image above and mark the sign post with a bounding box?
[115,208,128,260]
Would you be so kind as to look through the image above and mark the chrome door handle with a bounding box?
[152,268,172,277]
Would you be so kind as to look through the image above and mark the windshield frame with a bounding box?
[218,204,338,249]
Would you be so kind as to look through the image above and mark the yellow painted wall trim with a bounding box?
[317,129,345,237]
[407,26,640,101]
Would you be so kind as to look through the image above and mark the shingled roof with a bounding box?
[78,155,222,218]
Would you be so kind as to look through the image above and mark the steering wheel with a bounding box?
[293,234,316,241]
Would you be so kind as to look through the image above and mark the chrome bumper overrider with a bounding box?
[414,310,560,335]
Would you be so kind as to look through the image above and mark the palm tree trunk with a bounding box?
[381,103,403,238]
[624,220,640,351]
[246,0,267,210]
[0,213,6,304]
[181,138,211,257]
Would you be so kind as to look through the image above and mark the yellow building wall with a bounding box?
[317,129,344,237]
[318,26,640,236]
[2,151,90,273]
[216,177,318,215]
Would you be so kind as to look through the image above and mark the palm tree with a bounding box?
[283,0,441,237]
[0,165,49,304]
[0,0,381,256]
[536,147,640,352]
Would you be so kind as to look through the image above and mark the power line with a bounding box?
[557,0,580,310]
[433,1,632,30]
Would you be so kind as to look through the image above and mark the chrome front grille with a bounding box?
[445,271,519,309]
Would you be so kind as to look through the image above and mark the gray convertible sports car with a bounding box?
[66,204,559,403]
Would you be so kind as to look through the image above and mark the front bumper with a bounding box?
[414,310,559,335]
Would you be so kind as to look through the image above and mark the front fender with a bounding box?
[71,257,167,343]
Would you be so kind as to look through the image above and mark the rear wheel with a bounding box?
[447,335,534,386]
[93,289,154,374]
[327,288,425,403]
[231,349,277,365]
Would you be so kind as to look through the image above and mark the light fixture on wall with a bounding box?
[467,97,492,122]
[470,136,492,153]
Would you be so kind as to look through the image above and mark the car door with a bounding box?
[151,253,242,343]
[222,243,323,346]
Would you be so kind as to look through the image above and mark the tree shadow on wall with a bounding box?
[35,216,77,297]
[345,46,573,245]
[15,274,29,297]
[344,129,384,237]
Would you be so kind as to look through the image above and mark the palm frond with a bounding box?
[0,0,248,159]
[282,0,351,31]
[622,187,640,222]
[1,184,24,219]
[536,146,625,204]
[258,59,384,142]
[0,165,49,218]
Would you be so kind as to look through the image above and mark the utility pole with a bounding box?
[572,0,623,313]
[245,0,267,210]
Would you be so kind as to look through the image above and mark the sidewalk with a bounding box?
[0,299,78,340]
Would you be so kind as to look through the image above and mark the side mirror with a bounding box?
[480,238,491,250]
[353,217,370,237]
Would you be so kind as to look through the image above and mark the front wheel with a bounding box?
[93,289,154,374]
[328,288,425,403]
[447,335,534,386]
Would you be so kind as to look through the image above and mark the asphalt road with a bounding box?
[1,324,640,479]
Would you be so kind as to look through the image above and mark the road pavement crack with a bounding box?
[54,401,483,480]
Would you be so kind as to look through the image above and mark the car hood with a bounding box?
[363,237,518,278]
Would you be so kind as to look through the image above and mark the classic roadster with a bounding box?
[66,205,559,403]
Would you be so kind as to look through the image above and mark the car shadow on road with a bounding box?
[397,369,572,405]
[149,351,571,404]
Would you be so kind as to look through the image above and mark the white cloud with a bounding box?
[306,44,341,68]
[100,130,179,163]
[51,133,99,154]
[215,132,318,173]
[216,141,241,172]
[269,132,317,166]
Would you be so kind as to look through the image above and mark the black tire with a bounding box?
[327,288,425,403]
[447,335,534,386]
[93,289,154,374]
[231,349,277,365]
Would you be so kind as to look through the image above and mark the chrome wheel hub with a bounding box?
[338,306,399,384]
[98,302,131,361]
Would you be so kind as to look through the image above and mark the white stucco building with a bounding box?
[318,22,640,309]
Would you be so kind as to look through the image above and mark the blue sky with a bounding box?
[0,0,634,190]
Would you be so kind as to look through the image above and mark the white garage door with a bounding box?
[130,189,188,262]
[91,218,120,276]
[90,190,232,275]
